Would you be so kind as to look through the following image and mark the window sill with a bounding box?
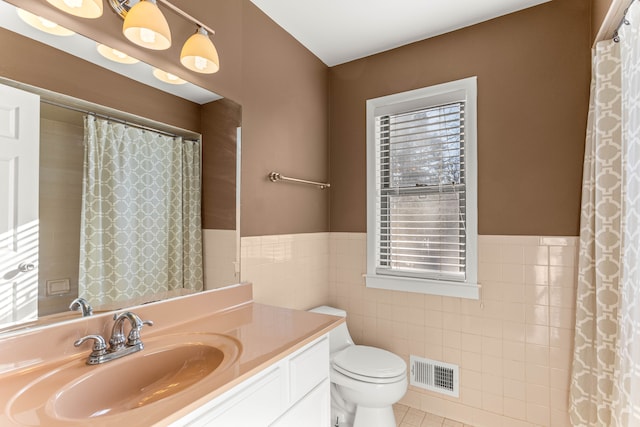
[365,274,479,299]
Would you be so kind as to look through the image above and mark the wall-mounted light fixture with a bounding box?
[152,68,187,85]
[17,8,75,36]
[96,43,139,64]
[180,27,219,74]
[45,0,103,19]
[121,0,171,50]
[47,0,220,74]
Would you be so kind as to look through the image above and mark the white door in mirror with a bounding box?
[0,83,40,328]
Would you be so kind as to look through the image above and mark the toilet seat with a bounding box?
[332,345,406,384]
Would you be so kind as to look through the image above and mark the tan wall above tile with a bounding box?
[0,28,201,132]
[2,0,331,238]
[201,98,241,230]
[240,5,330,237]
[3,0,592,238]
[329,0,591,236]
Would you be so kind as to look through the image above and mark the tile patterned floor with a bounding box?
[394,404,476,427]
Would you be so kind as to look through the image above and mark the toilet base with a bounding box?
[353,405,396,427]
[330,367,407,427]
[332,405,396,427]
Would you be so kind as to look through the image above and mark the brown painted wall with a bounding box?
[240,4,329,236]
[329,0,591,236]
[2,0,331,238]
[0,28,201,132]
[0,29,242,232]
[201,98,241,230]
[592,0,615,41]
[3,1,586,237]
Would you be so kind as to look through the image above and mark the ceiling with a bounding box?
[249,0,551,67]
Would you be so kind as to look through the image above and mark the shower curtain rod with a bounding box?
[40,99,199,142]
[613,0,635,42]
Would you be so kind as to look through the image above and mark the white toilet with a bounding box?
[310,306,407,427]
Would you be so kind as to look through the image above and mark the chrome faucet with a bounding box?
[109,311,153,350]
[69,297,93,317]
[74,311,153,365]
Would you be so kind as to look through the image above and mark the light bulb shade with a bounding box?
[46,0,103,19]
[96,43,139,64]
[152,68,187,85]
[123,0,171,50]
[17,8,75,36]
[180,28,219,74]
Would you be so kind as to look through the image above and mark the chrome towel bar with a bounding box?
[268,171,330,189]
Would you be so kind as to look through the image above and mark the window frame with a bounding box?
[365,77,479,299]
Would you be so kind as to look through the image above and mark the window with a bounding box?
[366,77,478,299]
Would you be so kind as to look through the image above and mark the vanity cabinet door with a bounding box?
[171,365,285,427]
[270,379,330,427]
[288,337,329,403]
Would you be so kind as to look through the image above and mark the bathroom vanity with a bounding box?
[174,335,330,426]
[0,283,342,426]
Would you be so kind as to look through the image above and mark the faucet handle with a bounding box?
[127,319,153,346]
[74,334,107,356]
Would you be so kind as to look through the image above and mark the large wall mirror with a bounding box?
[0,0,241,335]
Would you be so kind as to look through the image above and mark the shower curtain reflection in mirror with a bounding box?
[79,116,203,307]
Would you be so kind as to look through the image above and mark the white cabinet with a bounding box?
[271,379,330,427]
[172,335,329,427]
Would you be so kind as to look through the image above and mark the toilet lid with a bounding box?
[333,345,406,380]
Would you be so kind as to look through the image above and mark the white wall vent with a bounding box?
[410,355,459,398]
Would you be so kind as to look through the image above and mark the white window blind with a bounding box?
[366,77,477,298]
[375,102,467,282]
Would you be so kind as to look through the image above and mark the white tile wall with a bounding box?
[241,232,578,427]
[203,229,239,290]
[328,233,578,427]
[240,233,331,310]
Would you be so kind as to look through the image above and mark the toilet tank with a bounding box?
[309,306,354,354]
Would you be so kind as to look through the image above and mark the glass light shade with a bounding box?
[152,68,187,85]
[123,0,171,50]
[46,0,103,19]
[96,44,139,64]
[180,27,219,74]
[17,8,75,36]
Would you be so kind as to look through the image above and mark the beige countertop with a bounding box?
[0,283,342,426]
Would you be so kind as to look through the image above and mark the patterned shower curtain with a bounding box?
[570,3,640,425]
[79,116,203,306]
[614,4,640,423]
